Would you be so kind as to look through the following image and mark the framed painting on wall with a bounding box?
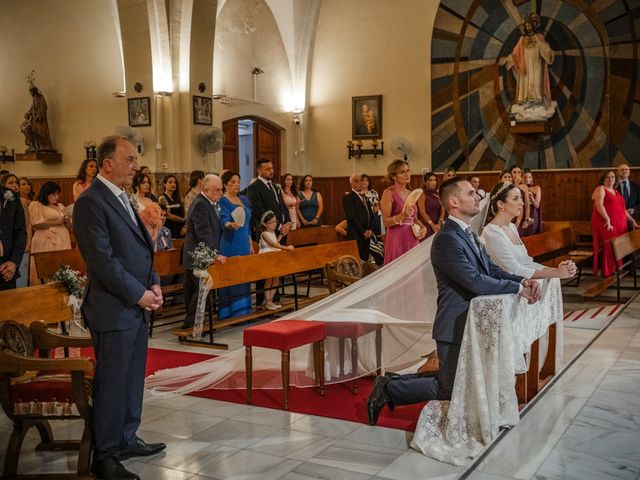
[193,95,213,125]
[127,97,151,127]
[352,95,382,139]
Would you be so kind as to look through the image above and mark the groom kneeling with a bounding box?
[367,177,540,425]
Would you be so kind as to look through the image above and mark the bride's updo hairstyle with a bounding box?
[486,181,518,224]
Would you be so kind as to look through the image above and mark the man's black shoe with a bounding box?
[92,457,140,480]
[117,438,166,460]
[181,322,193,329]
[367,375,391,426]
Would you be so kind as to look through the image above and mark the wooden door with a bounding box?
[222,118,238,172]
[254,120,281,177]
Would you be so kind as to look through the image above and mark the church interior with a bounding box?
[1,0,640,479]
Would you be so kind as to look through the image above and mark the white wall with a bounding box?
[306,0,438,177]
[0,0,125,177]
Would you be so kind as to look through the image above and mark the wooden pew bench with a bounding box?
[150,248,185,336]
[609,230,640,302]
[581,230,640,300]
[522,227,592,286]
[287,225,340,247]
[32,248,87,284]
[172,241,360,348]
[542,220,592,248]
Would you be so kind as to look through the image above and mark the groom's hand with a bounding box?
[0,261,17,282]
[520,279,541,304]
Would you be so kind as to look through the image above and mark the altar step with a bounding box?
[563,303,622,330]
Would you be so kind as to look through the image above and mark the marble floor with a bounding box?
[1,276,638,479]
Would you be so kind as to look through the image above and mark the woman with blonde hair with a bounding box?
[379,159,427,264]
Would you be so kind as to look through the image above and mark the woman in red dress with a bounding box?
[591,170,638,277]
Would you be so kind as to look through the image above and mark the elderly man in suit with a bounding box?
[367,177,541,425]
[182,174,226,329]
[617,163,640,230]
[0,182,26,290]
[73,136,165,480]
[343,174,375,261]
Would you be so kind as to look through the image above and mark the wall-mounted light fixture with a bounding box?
[83,141,96,159]
[0,146,15,163]
[198,82,206,93]
[347,139,384,159]
[134,82,144,93]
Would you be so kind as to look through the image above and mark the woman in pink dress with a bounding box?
[280,173,299,229]
[380,160,427,264]
[591,170,638,277]
[29,181,72,284]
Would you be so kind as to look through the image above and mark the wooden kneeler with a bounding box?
[244,320,326,410]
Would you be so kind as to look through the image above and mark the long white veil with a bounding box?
[145,237,439,394]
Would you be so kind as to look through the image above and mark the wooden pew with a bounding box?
[522,227,592,286]
[0,282,73,326]
[149,248,185,337]
[287,226,340,246]
[542,220,592,248]
[172,241,360,348]
[610,230,640,302]
[32,248,87,284]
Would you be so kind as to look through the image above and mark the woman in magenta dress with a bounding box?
[591,170,638,277]
[380,160,427,265]
[417,171,443,238]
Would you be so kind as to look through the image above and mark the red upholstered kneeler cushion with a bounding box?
[243,320,326,350]
[10,375,92,417]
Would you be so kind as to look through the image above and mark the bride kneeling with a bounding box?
[481,181,577,280]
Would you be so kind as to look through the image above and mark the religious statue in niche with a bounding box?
[20,70,56,152]
[505,13,557,122]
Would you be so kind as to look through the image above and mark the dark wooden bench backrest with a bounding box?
[153,249,183,276]
[209,241,359,288]
[522,228,574,259]
[612,229,640,261]
[287,226,340,247]
[32,248,87,283]
[0,282,72,326]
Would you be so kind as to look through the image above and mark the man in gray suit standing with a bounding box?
[74,136,165,480]
[367,177,540,425]
[182,174,226,329]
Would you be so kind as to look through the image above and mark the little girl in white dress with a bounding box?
[259,210,294,310]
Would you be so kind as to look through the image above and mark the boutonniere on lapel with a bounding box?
[3,189,15,208]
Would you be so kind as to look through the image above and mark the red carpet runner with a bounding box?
[145,348,425,431]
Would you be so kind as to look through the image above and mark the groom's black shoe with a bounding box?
[117,438,166,460]
[367,375,392,425]
[92,457,140,480]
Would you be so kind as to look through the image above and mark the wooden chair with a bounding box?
[0,320,94,479]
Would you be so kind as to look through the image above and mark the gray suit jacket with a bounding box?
[431,219,523,344]
[73,179,158,332]
[183,193,222,271]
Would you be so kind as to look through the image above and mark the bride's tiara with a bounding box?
[490,182,513,201]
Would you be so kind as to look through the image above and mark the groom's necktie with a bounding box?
[465,227,480,255]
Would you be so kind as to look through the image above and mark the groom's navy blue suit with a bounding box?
[386,217,523,403]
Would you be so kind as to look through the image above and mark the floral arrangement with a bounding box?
[52,265,87,298]
[189,242,219,271]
